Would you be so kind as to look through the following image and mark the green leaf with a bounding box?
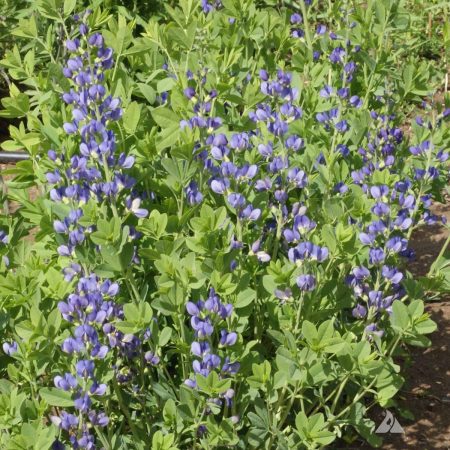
[123,101,141,134]
[152,107,180,129]
[295,411,308,432]
[123,302,152,325]
[63,0,77,16]
[0,93,30,118]
[313,430,336,446]
[138,83,156,104]
[158,327,172,346]
[123,303,140,322]
[196,371,231,395]
[156,125,180,151]
[317,320,334,343]
[302,321,318,344]
[321,225,337,253]
[138,210,168,239]
[163,398,177,424]
[414,318,437,335]
[40,388,73,407]
[157,77,177,93]
[114,321,141,334]
[390,300,410,332]
[152,430,177,450]
[408,300,424,319]
[36,0,61,20]
[235,288,256,308]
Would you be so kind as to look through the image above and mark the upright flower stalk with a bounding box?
[46,11,148,449]
[1,2,448,449]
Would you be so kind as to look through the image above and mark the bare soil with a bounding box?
[379,202,450,450]
[339,202,450,450]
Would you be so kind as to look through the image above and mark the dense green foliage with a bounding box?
[0,0,449,449]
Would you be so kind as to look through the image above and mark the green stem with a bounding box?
[101,154,119,218]
[193,405,207,449]
[178,187,184,220]
[428,233,450,277]
[330,377,377,423]
[112,377,141,442]
[266,386,277,449]
[176,314,188,379]
[330,376,349,414]
[388,334,402,357]
[161,364,180,399]
[138,353,151,434]
[328,337,403,424]
[125,269,142,304]
[299,1,313,60]
[271,208,283,260]
[406,137,435,242]
[293,292,305,336]
[362,4,392,108]
[278,385,300,428]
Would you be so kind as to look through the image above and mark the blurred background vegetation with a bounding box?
[0,0,448,132]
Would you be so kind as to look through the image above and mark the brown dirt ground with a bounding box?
[337,202,450,450]
[379,202,450,450]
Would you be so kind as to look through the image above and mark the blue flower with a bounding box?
[185,181,203,205]
[352,304,367,318]
[290,13,302,24]
[296,274,316,291]
[2,341,18,356]
[54,373,78,391]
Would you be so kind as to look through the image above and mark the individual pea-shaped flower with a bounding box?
[222,357,240,375]
[290,13,302,24]
[240,204,261,221]
[352,304,367,319]
[211,178,230,194]
[381,266,403,284]
[191,341,211,357]
[90,381,107,396]
[74,393,92,412]
[184,87,196,100]
[61,337,85,354]
[191,317,214,338]
[274,287,293,303]
[54,373,78,391]
[365,323,384,339]
[219,330,238,346]
[255,177,272,191]
[185,181,203,205]
[88,411,109,427]
[144,351,160,365]
[369,248,385,265]
[386,236,408,253]
[359,232,375,245]
[125,196,149,218]
[76,360,95,379]
[258,142,273,157]
[287,168,308,188]
[352,266,370,280]
[0,229,8,245]
[228,193,246,209]
[2,341,18,356]
[296,274,316,291]
[285,135,304,151]
[51,411,79,431]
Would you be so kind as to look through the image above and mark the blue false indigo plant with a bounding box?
[0,1,449,449]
